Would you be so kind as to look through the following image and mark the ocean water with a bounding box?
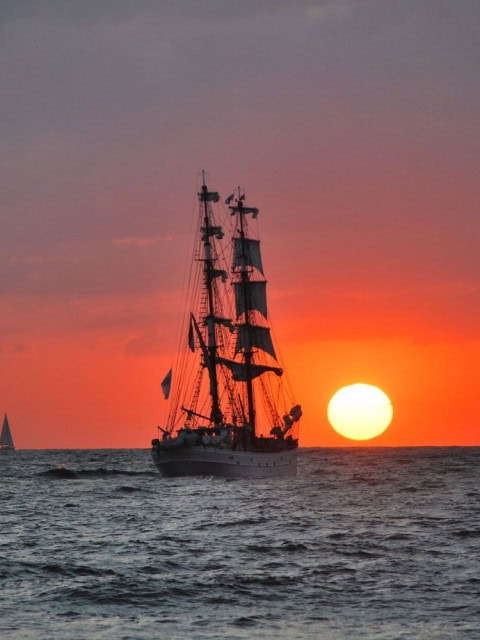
[1,448,479,640]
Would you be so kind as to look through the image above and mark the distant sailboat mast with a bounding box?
[0,413,15,450]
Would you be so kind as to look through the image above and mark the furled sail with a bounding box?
[218,357,282,381]
[235,325,277,360]
[209,268,228,283]
[212,317,235,331]
[199,190,220,202]
[229,205,259,218]
[282,404,303,433]
[234,281,268,319]
[232,238,264,274]
[202,226,224,240]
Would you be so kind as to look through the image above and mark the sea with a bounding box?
[1,447,479,640]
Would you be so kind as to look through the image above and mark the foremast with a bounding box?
[198,173,224,426]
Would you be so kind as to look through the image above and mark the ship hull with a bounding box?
[151,445,297,478]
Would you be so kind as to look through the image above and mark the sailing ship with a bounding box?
[151,174,301,478]
[0,414,15,451]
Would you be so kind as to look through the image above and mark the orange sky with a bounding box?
[4,319,480,449]
[1,2,479,448]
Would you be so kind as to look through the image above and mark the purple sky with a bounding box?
[1,1,480,446]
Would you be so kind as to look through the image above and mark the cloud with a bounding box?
[0,238,186,303]
[112,236,169,246]
[124,328,165,357]
[1,0,479,345]
[306,0,350,22]
[0,342,31,356]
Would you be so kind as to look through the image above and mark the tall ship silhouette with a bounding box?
[151,175,301,478]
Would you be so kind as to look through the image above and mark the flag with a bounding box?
[161,368,172,399]
[225,193,234,205]
[188,317,195,352]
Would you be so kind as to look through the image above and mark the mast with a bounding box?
[199,172,223,425]
[228,190,283,443]
[237,198,256,440]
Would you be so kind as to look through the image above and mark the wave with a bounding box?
[37,467,157,479]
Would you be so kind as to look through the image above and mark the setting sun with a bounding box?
[327,384,393,441]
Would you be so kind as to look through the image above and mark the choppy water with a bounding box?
[1,447,480,639]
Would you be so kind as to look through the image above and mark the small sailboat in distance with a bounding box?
[151,174,301,478]
[0,414,15,451]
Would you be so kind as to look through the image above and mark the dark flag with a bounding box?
[188,318,195,352]
[161,368,172,399]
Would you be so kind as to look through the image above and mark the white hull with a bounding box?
[151,445,297,478]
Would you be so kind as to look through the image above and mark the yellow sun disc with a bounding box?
[327,383,393,441]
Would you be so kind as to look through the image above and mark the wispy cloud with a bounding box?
[306,0,351,23]
[112,236,168,247]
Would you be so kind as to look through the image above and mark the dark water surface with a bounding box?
[1,447,479,639]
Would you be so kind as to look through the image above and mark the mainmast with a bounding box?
[227,189,287,444]
[237,199,256,439]
[228,189,272,443]
[199,172,223,425]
